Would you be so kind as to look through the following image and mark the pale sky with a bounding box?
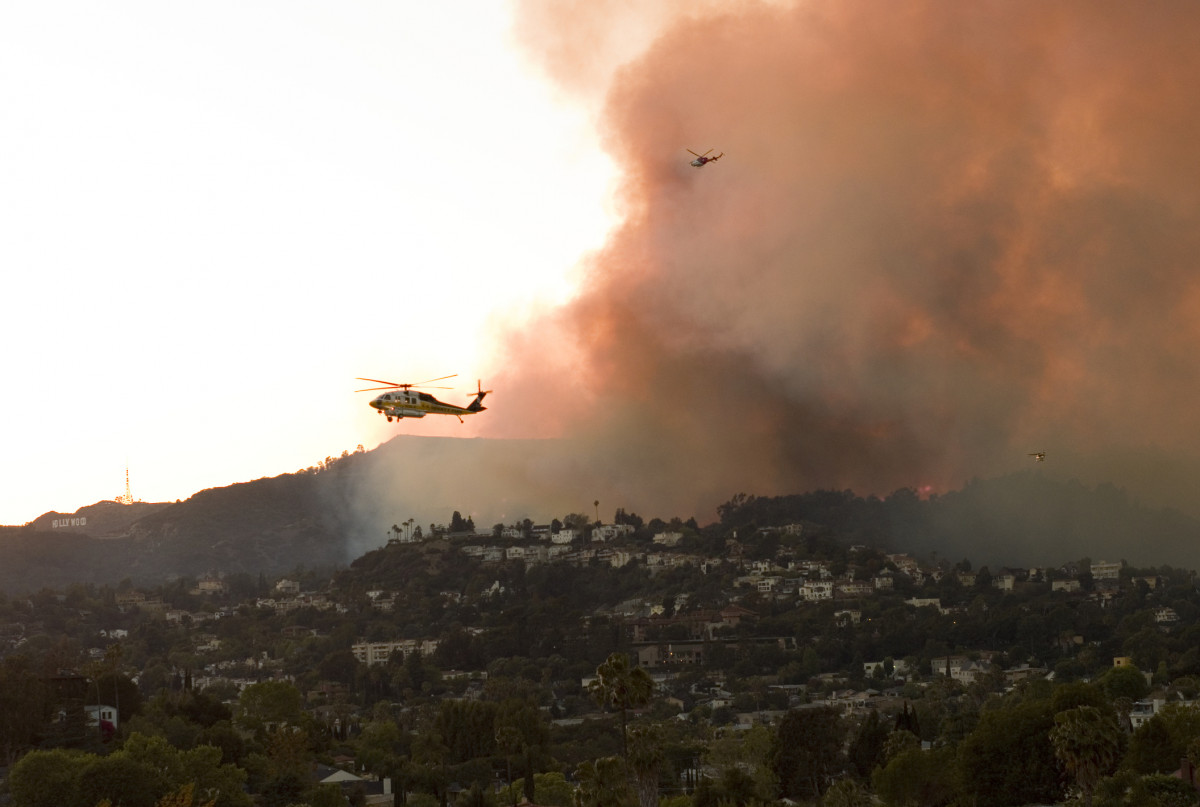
[1,2,616,524]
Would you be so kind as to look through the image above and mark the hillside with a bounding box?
[2,436,1199,593]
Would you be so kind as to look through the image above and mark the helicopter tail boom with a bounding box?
[466,380,492,412]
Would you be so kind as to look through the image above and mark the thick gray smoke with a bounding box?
[469,0,1200,523]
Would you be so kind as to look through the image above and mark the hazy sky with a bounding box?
[12,1,1200,531]
[2,2,615,524]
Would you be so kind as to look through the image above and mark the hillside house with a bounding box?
[837,581,874,598]
[834,609,861,626]
[351,639,439,666]
[592,524,634,542]
[1157,607,1181,624]
[801,580,834,601]
[992,574,1016,591]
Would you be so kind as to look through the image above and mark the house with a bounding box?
[1052,579,1081,593]
[275,579,301,595]
[195,575,226,595]
[85,704,119,735]
[314,764,395,807]
[1091,560,1122,580]
[351,639,440,666]
[887,554,921,577]
[801,580,834,601]
[1156,607,1180,624]
[653,532,684,547]
[837,581,874,598]
[592,524,635,542]
[834,609,861,626]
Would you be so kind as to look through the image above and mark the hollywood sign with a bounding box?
[52,517,87,529]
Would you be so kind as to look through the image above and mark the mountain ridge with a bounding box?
[2,436,1199,594]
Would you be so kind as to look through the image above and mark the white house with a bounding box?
[592,524,635,542]
[801,580,834,601]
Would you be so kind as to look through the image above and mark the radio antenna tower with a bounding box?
[117,464,134,505]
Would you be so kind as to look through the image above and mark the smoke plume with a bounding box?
[485,0,1200,522]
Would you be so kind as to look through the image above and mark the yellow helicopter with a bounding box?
[356,375,491,423]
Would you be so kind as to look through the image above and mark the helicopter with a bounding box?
[1028,452,1046,462]
[356,375,491,423]
[688,148,723,167]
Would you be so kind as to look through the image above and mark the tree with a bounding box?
[957,700,1063,807]
[1124,715,1174,774]
[496,725,523,806]
[1050,706,1122,807]
[7,748,89,807]
[573,757,631,807]
[588,652,654,758]
[771,706,846,800]
[848,709,889,778]
[1099,666,1151,701]
[872,744,957,807]
[823,778,872,807]
[77,755,166,807]
[235,680,303,736]
[627,725,665,807]
[0,655,48,764]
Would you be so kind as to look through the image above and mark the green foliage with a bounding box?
[1051,706,1123,807]
[7,748,89,807]
[956,699,1063,807]
[822,778,872,807]
[7,733,250,807]
[1100,667,1151,702]
[872,745,957,807]
[1124,716,1175,775]
[771,706,845,800]
[574,756,632,807]
[436,699,499,764]
[589,652,655,757]
[1095,771,1200,807]
[77,755,166,807]
[235,680,303,735]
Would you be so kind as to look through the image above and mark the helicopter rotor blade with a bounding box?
[687,149,702,157]
[356,385,399,393]
[356,377,401,387]
[412,374,458,387]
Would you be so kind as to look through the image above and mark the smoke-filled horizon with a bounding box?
[465,0,1200,522]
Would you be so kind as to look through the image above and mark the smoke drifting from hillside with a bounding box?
[477,0,1200,520]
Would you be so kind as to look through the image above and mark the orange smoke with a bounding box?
[488,0,1200,519]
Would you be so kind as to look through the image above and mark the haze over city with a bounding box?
[9,1,1200,530]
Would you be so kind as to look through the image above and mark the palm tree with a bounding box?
[588,652,654,758]
[1050,705,1122,807]
[626,725,664,807]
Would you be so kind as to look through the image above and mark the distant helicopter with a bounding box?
[1028,452,1046,462]
[356,375,491,423]
[688,148,723,167]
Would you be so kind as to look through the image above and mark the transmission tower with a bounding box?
[117,465,134,505]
